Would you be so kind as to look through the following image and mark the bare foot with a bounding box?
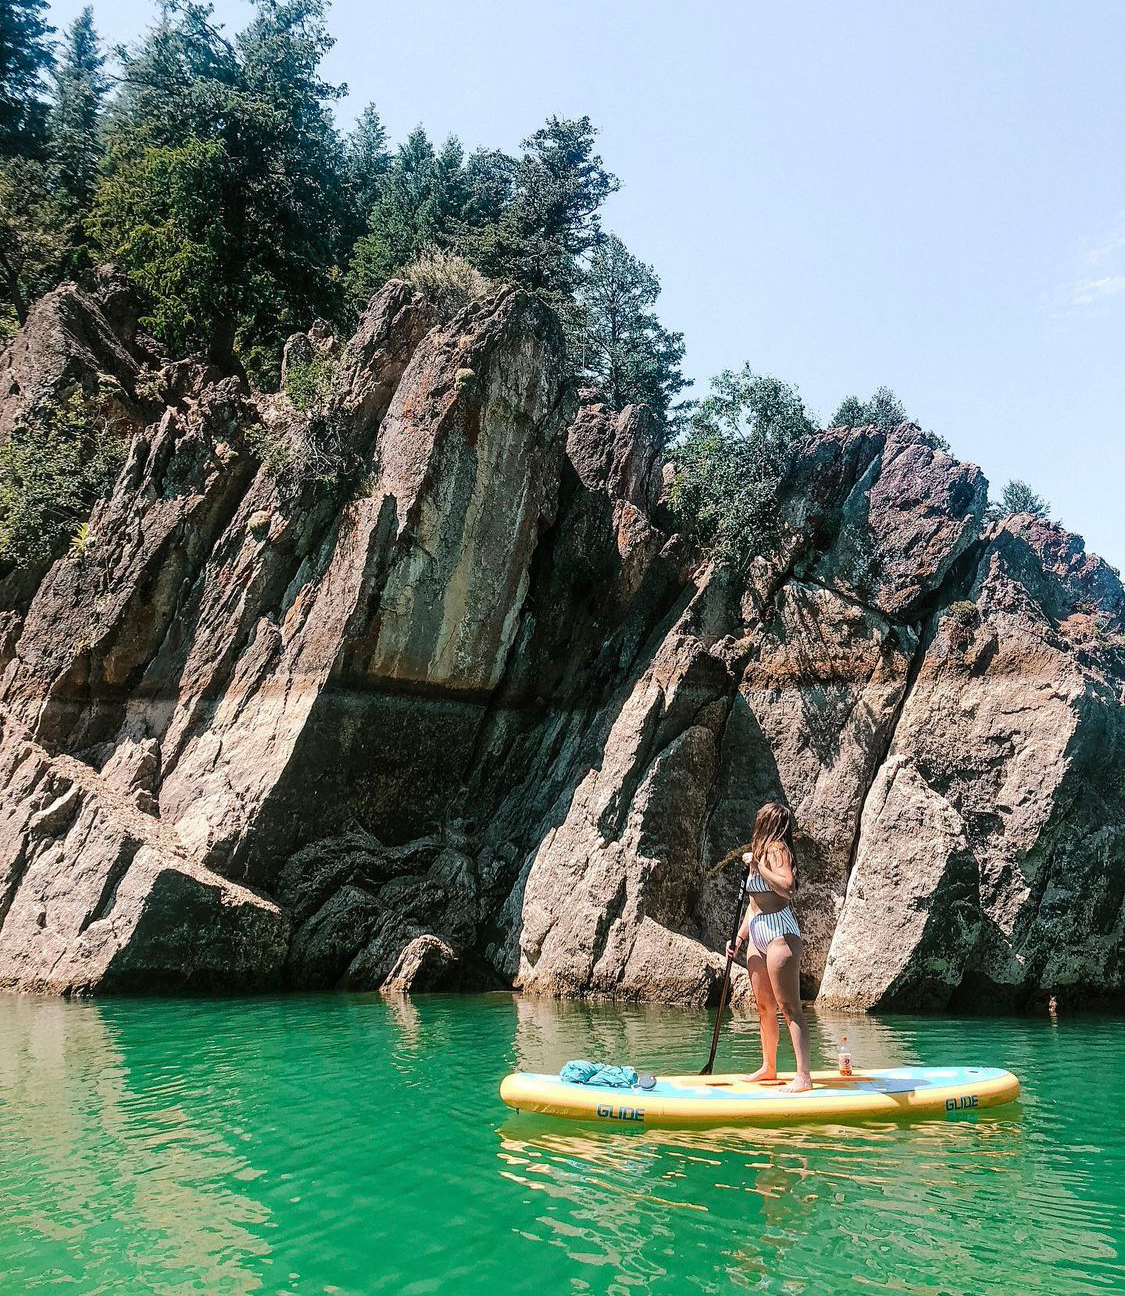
[783,1074,814,1093]
[743,1065,778,1082]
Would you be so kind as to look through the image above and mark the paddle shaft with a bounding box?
[700,865,751,1075]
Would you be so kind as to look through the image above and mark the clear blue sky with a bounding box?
[48,0,1125,569]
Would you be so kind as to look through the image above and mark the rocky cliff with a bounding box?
[0,273,1122,1010]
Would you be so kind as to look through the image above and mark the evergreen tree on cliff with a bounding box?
[460,115,619,305]
[0,0,53,157]
[344,102,391,235]
[992,478,1051,520]
[460,147,516,231]
[346,127,476,308]
[231,0,348,376]
[0,1,73,329]
[0,158,70,328]
[669,366,816,565]
[106,1,238,144]
[47,8,107,213]
[92,2,241,355]
[574,234,688,426]
[832,385,909,430]
[93,0,348,381]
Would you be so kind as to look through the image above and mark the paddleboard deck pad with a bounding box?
[500,1066,1021,1126]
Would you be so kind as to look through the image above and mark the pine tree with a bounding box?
[0,3,81,329]
[574,234,688,425]
[669,366,816,566]
[460,116,619,304]
[997,479,1050,519]
[429,134,469,230]
[460,148,515,230]
[345,103,390,228]
[231,0,349,377]
[0,155,70,329]
[106,1,238,147]
[831,385,909,431]
[0,0,53,156]
[92,3,239,357]
[47,7,108,210]
[346,128,474,308]
[348,127,436,301]
[94,0,350,380]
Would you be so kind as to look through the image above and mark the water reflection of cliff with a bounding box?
[0,997,268,1295]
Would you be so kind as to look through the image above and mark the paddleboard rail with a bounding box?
[499,1066,1021,1126]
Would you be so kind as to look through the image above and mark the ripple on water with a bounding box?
[0,995,1122,1296]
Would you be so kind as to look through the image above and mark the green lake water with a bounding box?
[0,994,1122,1296]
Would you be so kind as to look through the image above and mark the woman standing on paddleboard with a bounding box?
[723,803,813,1092]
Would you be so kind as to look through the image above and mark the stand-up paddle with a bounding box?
[700,862,751,1075]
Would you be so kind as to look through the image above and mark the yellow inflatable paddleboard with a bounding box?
[500,1066,1020,1126]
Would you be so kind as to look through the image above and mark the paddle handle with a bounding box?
[700,866,750,1075]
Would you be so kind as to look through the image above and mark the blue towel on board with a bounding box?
[560,1059,639,1088]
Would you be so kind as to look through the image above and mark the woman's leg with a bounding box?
[766,934,813,1092]
[744,952,780,1080]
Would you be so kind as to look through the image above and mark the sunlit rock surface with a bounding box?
[0,273,1121,1009]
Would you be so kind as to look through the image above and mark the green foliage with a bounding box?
[0,0,53,157]
[0,6,674,473]
[231,0,348,381]
[68,519,94,557]
[832,385,909,431]
[0,0,75,324]
[2,0,672,437]
[95,0,347,383]
[460,148,516,230]
[346,128,480,310]
[283,350,339,411]
[402,245,496,322]
[47,7,107,212]
[572,233,688,427]
[91,136,234,356]
[247,404,349,487]
[344,103,390,235]
[106,1,237,146]
[252,345,348,483]
[0,154,72,322]
[668,366,816,565]
[0,393,126,566]
[245,419,295,475]
[831,386,951,451]
[990,478,1051,520]
[459,116,619,305]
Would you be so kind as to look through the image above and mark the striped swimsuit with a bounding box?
[745,859,801,954]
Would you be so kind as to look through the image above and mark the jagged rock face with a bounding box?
[0,272,151,444]
[819,516,1125,1010]
[0,275,1121,1010]
[0,726,285,994]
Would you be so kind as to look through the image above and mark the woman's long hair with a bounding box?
[710,802,796,876]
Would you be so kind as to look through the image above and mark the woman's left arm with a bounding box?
[757,843,797,900]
